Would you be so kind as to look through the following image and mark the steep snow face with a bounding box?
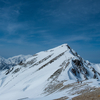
[0,55,32,70]
[0,44,100,100]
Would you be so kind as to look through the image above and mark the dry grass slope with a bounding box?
[53,96,68,100]
[72,88,100,100]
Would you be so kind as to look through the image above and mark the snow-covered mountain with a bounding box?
[0,55,32,70]
[0,44,100,100]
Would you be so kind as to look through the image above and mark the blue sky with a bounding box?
[0,0,100,63]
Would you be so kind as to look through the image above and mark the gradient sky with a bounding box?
[0,0,100,63]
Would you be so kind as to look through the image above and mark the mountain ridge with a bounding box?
[0,44,100,100]
[0,55,32,70]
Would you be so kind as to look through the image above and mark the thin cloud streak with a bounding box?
[0,0,100,63]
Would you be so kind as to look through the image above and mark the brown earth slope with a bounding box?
[72,88,100,100]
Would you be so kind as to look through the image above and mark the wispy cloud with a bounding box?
[0,0,100,46]
[66,35,91,42]
[39,0,100,25]
[0,2,38,44]
[0,0,10,4]
[38,32,92,46]
[0,2,21,32]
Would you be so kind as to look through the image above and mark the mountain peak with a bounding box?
[60,43,68,47]
[0,44,100,100]
[0,55,32,70]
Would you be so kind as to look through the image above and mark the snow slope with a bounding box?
[0,44,100,100]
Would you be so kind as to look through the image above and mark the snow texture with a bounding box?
[0,44,100,100]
